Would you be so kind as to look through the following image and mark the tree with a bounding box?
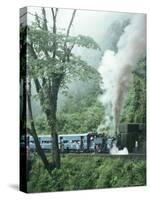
[27,8,100,169]
[121,57,146,123]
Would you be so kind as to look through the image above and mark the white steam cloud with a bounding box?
[98,14,146,134]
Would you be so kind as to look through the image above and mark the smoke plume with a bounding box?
[98,14,146,134]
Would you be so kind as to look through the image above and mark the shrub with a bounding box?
[27,155,146,192]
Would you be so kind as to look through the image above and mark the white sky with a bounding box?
[27,7,141,68]
[27,6,136,44]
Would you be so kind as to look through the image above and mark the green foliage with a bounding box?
[75,34,100,50]
[121,58,146,123]
[57,76,104,133]
[27,156,146,192]
[96,158,146,188]
[27,22,100,86]
[34,114,49,134]
[57,103,104,134]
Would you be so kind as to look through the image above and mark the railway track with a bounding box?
[60,153,146,161]
[60,152,146,158]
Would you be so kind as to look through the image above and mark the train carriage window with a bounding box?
[63,140,68,143]
[41,140,50,144]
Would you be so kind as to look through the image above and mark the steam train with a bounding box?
[24,123,146,154]
[28,132,107,153]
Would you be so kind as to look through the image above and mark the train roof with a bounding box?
[38,135,51,138]
[33,133,93,138]
[59,133,89,137]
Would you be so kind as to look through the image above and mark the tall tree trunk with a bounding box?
[27,81,53,174]
[45,76,61,168]
[47,116,60,169]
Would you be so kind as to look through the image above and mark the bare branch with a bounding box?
[42,7,48,31]
[51,8,58,59]
[66,10,76,37]
[63,10,76,62]
[51,8,59,20]
[51,8,55,20]
[55,8,59,18]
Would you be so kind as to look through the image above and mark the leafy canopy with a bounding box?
[27,11,101,87]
